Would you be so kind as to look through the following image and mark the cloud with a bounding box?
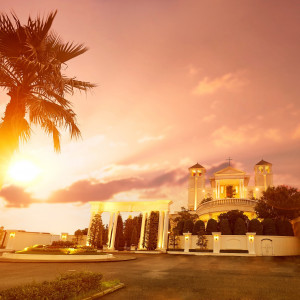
[1,169,187,208]
[292,125,300,140]
[212,125,282,148]
[192,73,246,96]
[0,186,37,208]
[138,135,165,143]
[202,114,216,122]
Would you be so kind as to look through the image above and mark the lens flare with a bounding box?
[8,160,40,183]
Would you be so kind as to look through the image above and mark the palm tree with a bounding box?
[0,11,95,187]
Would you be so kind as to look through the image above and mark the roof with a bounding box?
[256,159,272,166]
[214,166,246,175]
[189,163,204,169]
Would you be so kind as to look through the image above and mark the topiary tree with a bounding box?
[218,210,249,232]
[219,219,232,235]
[233,218,247,235]
[145,211,159,250]
[206,219,218,235]
[248,219,263,235]
[262,218,277,235]
[275,219,294,236]
[192,220,205,235]
[183,219,194,233]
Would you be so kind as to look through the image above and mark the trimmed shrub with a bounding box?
[192,220,205,235]
[248,219,263,235]
[276,219,294,236]
[219,219,232,235]
[263,218,277,235]
[0,272,103,300]
[206,219,218,235]
[233,218,247,235]
[51,241,75,248]
[183,219,194,234]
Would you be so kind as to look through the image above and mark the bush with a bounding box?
[263,218,277,235]
[248,219,263,235]
[0,272,103,300]
[219,219,232,235]
[51,241,75,248]
[206,219,218,235]
[233,218,247,235]
[275,219,294,236]
[192,220,205,235]
[183,219,194,234]
[175,220,185,235]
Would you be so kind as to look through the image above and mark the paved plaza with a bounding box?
[0,254,299,299]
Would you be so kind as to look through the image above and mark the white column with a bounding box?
[242,179,245,198]
[157,211,164,249]
[183,232,192,253]
[107,212,114,247]
[162,211,169,250]
[109,211,119,250]
[246,233,256,255]
[212,232,221,254]
[139,212,147,249]
[217,181,220,198]
[239,180,242,198]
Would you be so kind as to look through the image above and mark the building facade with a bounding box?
[187,159,273,222]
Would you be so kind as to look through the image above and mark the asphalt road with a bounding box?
[0,254,299,300]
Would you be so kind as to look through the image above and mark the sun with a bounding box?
[8,160,40,183]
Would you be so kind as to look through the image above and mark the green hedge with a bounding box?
[0,272,103,300]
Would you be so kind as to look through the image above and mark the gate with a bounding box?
[261,239,273,256]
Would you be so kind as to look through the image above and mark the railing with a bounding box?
[197,198,257,211]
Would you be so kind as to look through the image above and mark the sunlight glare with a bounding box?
[8,160,40,183]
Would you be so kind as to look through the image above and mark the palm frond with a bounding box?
[55,42,88,63]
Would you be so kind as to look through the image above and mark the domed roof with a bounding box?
[256,159,272,166]
[189,162,204,169]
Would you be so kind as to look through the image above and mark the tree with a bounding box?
[275,219,294,236]
[233,218,247,235]
[130,226,138,247]
[219,219,232,235]
[218,210,249,232]
[196,226,208,250]
[114,215,125,250]
[169,228,180,250]
[145,211,159,250]
[74,229,84,245]
[262,218,277,235]
[183,219,194,234]
[132,214,142,242]
[193,220,205,235]
[0,11,95,187]
[174,207,198,222]
[206,219,218,235]
[175,220,185,235]
[124,216,134,248]
[88,214,104,249]
[255,186,300,221]
[248,219,263,235]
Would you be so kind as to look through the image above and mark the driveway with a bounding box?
[0,254,299,299]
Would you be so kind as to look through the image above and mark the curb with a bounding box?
[82,283,125,299]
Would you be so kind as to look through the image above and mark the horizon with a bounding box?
[0,0,299,235]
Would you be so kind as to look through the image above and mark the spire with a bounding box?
[189,162,204,169]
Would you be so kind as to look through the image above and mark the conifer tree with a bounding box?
[145,211,159,250]
[88,214,104,249]
[114,215,125,250]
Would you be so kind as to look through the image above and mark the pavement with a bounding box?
[0,253,299,299]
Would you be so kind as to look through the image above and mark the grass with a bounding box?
[15,250,107,255]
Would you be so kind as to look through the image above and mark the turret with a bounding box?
[254,159,273,198]
[188,163,206,210]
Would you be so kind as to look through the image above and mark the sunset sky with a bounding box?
[0,0,299,234]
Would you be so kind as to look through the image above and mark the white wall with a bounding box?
[175,234,300,256]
